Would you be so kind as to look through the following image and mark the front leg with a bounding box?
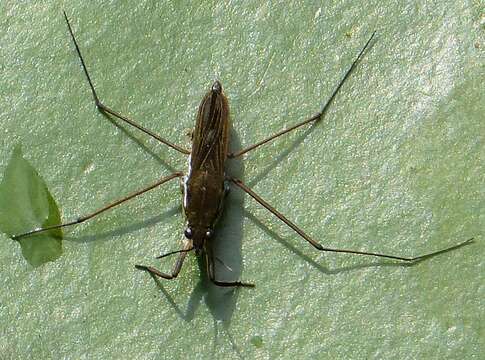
[206,247,254,288]
[135,241,193,280]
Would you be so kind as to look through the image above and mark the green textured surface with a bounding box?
[1,1,483,359]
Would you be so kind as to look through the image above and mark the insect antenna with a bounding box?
[156,247,194,259]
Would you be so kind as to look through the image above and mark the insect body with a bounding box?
[183,80,229,254]
[12,12,473,288]
[136,81,252,286]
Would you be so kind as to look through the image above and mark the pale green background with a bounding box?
[1,1,483,359]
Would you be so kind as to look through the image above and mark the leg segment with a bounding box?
[229,32,376,158]
[206,247,255,287]
[230,177,473,262]
[135,241,193,280]
[63,12,190,155]
[12,172,183,239]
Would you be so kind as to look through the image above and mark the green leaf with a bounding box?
[0,145,63,266]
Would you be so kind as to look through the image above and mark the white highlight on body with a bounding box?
[183,154,192,209]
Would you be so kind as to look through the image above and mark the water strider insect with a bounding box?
[13,12,473,287]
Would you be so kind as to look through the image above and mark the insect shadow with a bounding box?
[13,12,474,290]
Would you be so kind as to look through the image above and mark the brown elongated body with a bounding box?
[11,13,473,289]
[144,81,253,287]
[183,81,229,254]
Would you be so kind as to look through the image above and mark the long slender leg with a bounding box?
[230,177,473,262]
[63,11,190,155]
[12,172,183,239]
[135,241,192,280]
[206,247,255,287]
[229,32,376,159]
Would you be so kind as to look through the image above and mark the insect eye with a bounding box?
[205,230,213,238]
[184,227,193,239]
